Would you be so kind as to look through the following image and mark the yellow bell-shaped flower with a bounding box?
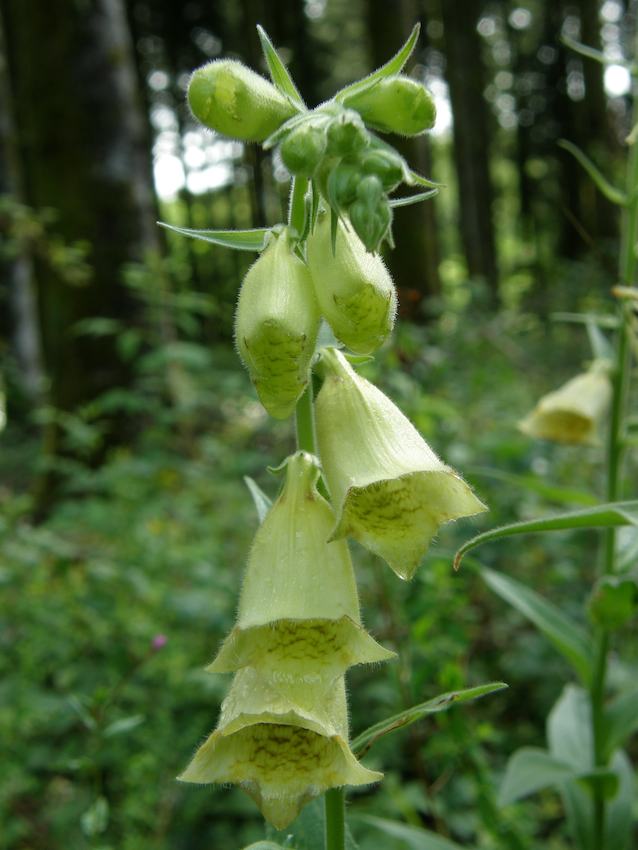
[179,667,380,829]
[235,229,321,419]
[306,211,397,354]
[315,348,487,580]
[209,451,394,682]
[519,362,613,445]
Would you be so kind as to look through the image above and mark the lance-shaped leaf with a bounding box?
[158,222,272,252]
[306,213,397,354]
[352,682,507,757]
[210,452,394,682]
[235,228,320,419]
[316,348,486,580]
[354,816,471,850]
[558,140,627,206]
[179,668,380,830]
[335,24,420,103]
[454,501,638,570]
[479,568,594,685]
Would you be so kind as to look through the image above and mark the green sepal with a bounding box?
[334,23,420,103]
[257,25,306,110]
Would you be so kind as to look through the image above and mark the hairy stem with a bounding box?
[324,787,346,850]
[589,68,638,850]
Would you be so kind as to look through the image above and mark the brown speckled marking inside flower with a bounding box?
[209,616,394,682]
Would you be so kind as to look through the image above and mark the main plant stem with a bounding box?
[291,178,346,850]
[589,82,638,850]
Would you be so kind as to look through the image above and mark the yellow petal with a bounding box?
[316,348,487,579]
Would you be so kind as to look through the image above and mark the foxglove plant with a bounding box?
[165,24,504,849]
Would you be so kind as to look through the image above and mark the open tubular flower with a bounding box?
[187,60,297,142]
[210,451,393,683]
[343,76,436,136]
[306,211,397,353]
[518,362,613,445]
[179,667,381,829]
[315,348,487,580]
[235,229,320,419]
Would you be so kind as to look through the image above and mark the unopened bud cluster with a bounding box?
[180,37,484,829]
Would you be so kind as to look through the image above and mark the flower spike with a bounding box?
[315,348,487,579]
[179,668,381,829]
[209,451,394,682]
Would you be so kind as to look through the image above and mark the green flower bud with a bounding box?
[326,160,361,208]
[280,121,327,177]
[349,196,392,253]
[519,362,612,445]
[360,147,404,192]
[235,230,320,419]
[179,668,381,829]
[343,76,436,136]
[316,348,487,580]
[210,452,393,683]
[326,110,369,156]
[188,60,297,142]
[306,212,397,353]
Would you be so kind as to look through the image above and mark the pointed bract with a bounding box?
[209,452,394,681]
[235,230,320,419]
[316,349,487,579]
[179,668,381,829]
[306,212,397,354]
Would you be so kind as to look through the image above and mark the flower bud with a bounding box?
[179,667,381,829]
[326,160,362,208]
[306,212,397,353]
[280,121,327,177]
[349,177,392,251]
[235,230,320,419]
[360,146,404,192]
[188,60,297,142]
[210,452,393,683]
[326,109,369,156]
[316,348,487,580]
[519,362,612,445]
[343,76,436,136]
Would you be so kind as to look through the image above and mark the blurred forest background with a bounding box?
[1,0,636,849]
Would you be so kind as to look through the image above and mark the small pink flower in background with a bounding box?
[151,634,168,651]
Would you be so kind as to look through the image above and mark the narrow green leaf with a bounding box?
[256,25,305,109]
[263,111,310,150]
[454,500,638,570]
[351,682,507,757]
[558,140,627,206]
[336,23,421,102]
[550,311,619,330]
[480,568,594,685]
[547,685,593,771]
[498,747,577,807]
[243,476,273,524]
[389,189,438,208]
[584,318,614,362]
[158,222,272,251]
[604,685,638,758]
[354,815,471,850]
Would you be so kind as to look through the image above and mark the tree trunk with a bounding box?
[2,0,159,416]
[441,0,499,303]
